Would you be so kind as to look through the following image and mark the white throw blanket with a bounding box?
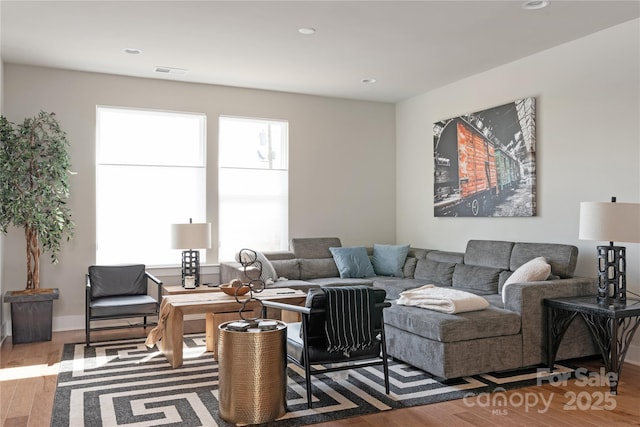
[397,285,489,314]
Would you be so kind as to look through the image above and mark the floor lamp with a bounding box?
[171,219,212,287]
[579,197,640,306]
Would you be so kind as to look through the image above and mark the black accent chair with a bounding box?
[262,287,391,408]
[85,264,163,346]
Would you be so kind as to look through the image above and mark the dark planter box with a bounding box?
[4,288,59,344]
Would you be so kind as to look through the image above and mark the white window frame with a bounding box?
[218,115,289,262]
[96,106,207,266]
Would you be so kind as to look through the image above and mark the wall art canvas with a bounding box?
[433,98,536,217]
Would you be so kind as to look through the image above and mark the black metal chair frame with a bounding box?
[262,297,391,409]
[85,266,163,347]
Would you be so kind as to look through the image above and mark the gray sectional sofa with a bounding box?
[220,237,598,379]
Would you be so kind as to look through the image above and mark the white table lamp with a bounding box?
[579,197,640,305]
[171,219,212,287]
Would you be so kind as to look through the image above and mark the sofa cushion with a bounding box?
[408,248,429,260]
[396,248,429,279]
[414,259,456,286]
[263,251,296,261]
[483,293,505,308]
[502,256,551,303]
[464,240,514,269]
[498,270,512,294]
[299,258,340,280]
[384,301,521,342]
[402,257,418,279]
[291,237,341,259]
[371,244,410,278]
[329,246,375,278]
[426,250,464,264]
[452,264,502,293]
[510,242,578,278]
[308,277,374,287]
[373,277,429,300]
[268,279,320,292]
[271,259,301,280]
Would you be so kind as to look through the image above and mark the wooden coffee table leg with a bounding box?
[208,311,244,360]
[163,307,184,368]
[205,313,215,354]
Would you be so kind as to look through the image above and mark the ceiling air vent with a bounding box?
[154,66,188,75]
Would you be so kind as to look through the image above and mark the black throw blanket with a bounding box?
[322,286,375,355]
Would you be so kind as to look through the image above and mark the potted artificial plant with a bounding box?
[1,111,74,343]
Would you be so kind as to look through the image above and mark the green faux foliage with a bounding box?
[0,111,75,289]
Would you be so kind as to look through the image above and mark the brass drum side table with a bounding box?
[218,320,287,424]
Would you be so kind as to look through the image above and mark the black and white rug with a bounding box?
[51,334,575,426]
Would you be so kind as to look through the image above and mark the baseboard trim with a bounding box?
[624,341,640,366]
[3,314,207,336]
[55,314,206,332]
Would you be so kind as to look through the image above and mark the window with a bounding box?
[218,116,288,261]
[96,106,206,265]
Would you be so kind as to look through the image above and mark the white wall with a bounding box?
[2,65,396,330]
[0,56,5,343]
[396,19,640,362]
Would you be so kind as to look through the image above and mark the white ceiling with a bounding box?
[1,1,639,103]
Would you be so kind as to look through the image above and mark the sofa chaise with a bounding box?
[220,237,598,379]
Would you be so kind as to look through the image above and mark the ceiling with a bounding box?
[1,1,638,103]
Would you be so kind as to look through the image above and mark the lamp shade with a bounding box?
[579,202,640,243]
[171,222,212,249]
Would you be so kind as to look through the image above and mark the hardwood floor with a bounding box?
[2,322,639,426]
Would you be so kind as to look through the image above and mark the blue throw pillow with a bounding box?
[329,246,375,278]
[371,244,410,277]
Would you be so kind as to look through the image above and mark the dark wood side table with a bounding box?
[544,296,640,394]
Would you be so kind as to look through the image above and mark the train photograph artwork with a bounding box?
[433,98,536,217]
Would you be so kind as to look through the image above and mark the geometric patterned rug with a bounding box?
[51,334,575,426]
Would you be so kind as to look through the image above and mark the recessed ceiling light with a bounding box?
[522,0,549,10]
[123,48,142,55]
[298,27,316,35]
[361,78,377,84]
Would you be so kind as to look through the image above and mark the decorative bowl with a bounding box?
[220,283,251,296]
